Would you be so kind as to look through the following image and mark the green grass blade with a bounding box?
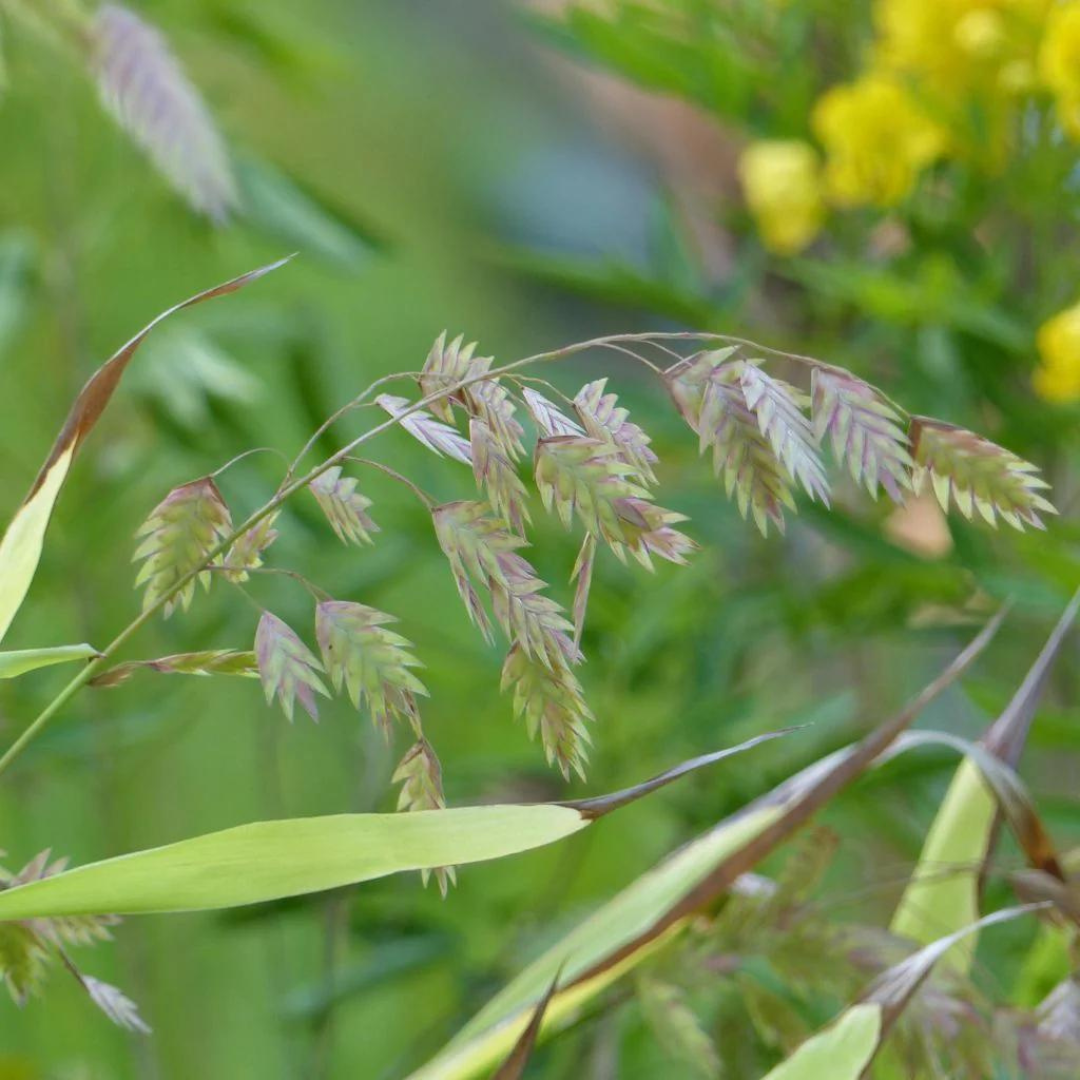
[890,593,1079,971]
[0,735,785,920]
[408,615,1002,1080]
[0,806,588,919]
[0,643,99,679]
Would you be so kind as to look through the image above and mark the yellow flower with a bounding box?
[811,76,947,207]
[876,0,1048,95]
[1035,301,1080,402]
[1040,2,1080,137]
[737,140,824,255]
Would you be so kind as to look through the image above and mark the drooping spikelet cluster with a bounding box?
[433,500,587,777]
[666,346,1052,535]
[0,850,147,1031]
[129,328,1055,825]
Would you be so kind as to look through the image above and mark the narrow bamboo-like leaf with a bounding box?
[760,905,1046,1080]
[890,591,1079,971]
[0,258,287,645]
[408,615,1003,1080]
[0,644,99,680]
[0,738,784,920]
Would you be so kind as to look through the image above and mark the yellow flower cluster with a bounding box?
[1040,3,1080,136]
[1035,301,1080,402]
[811,76,946,209]
[739,0,1080,254]
[736,141,823,256]
[875,0,1048,100]
[738,75,945,253]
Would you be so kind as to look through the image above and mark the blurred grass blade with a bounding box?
[0,735,780,919]
[890,592,1079,970]
[492,968,562,1080]
[0,258,287,645]
[237,156,382,271]
[0,644,99,680]
[408,614,1003,1080]
[761,904,1047,1079]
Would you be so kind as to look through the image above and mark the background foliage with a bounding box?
[0,0,1079,1077]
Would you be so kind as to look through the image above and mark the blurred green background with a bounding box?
[0,0,1078,1076]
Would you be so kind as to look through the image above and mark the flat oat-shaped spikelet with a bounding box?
[740,362,829,504]
[574,378,659,485]
[667,351,794,536]
[133,477,232,616]
[471,418,530,535]
[309,467,377,546]
[92,4,237,222]
[417,332,524,460]
[910,418,1055,530]
[255,611,328,722]
[376,394,472,464]
[522,388,584,438]
[392,739,456,895]
[432,501,579,669]
[812,366,912,501]
[223,511,279,582]
[315,601,427,735]
[502,644,592,780]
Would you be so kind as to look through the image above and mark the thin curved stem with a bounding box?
[345,457,436,509]
[211,446,291,478]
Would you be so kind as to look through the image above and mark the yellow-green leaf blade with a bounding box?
[0,446,74,644]
[0,642,99,680]
[759,1003,882,1080]
[889,757,995,972]
[410,805,785,1080]
[0,805,587,920]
